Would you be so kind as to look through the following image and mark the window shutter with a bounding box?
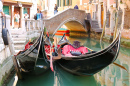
[57,0,59,7]
[3,6,9,15]
[67,0,69,6]
[63,0,65,6]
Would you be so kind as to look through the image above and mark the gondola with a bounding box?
[14,27,49,78]
[44,31,121,76]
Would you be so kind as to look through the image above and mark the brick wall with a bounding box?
[109,0,115,5]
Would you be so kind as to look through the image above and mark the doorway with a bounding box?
[14,7,20,28]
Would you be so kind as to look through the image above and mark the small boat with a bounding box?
[13,29,50,79]
[44,32,121,76]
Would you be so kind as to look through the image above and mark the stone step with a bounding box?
[92,26,100,28]
[92,28,102,33]
[92,20,98,22]
[92,24,99,26]
[92,23,99,25]
[12,35,26,38]
[13,41,26,45]
[15,50,21,55]
[14,45,24,50]
[11,28,26,33]
[91,20,100,29]
[13,38,26,41]
[11,33,26,35]
[92,20,98,23]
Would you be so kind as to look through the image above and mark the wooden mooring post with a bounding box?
[7,24,23,79]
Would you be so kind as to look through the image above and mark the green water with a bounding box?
[7,36,130,86]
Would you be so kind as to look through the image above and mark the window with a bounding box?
[3,6,9,15]
[23,8,27,14]
[63,0,72,6]
[57,0,61,7]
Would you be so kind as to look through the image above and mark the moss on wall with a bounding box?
[90,32,130,48]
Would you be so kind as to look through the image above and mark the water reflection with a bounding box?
[94,47,130,86]
[53,64,98,86]
[54,36,130,86]
[16,70,54,86]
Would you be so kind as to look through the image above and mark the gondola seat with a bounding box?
[24,42,33,50]
[44,44,51,60]
[62,41,88,56]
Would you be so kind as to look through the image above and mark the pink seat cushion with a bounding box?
[24,42,33,50]
[62,45,88,56]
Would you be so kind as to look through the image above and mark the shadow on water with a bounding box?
[16,70,54,86]
[16,64,98,86]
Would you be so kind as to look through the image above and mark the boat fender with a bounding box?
[2,28,9,45]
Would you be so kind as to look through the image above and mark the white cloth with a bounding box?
[14,14,20,22]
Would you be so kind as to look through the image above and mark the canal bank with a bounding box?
[0,16,15,86]
[88,30,130,48]
[54,30,130,48]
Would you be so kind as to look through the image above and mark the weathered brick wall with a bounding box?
[117,7,123,28]
[106,10,110,28]
[124,9,130,29]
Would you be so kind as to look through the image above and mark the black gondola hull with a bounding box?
[15,30,50,73]
[16,36,42,72]
[55,33,120,76]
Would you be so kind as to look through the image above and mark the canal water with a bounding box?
[7,35,130,86]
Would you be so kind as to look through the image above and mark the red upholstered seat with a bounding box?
[62,44,88,56]
[24,42,33,50]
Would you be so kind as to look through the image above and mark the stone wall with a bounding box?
[124,8,130,29]
[0,16,14,85]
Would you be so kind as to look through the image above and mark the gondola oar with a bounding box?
[97,15,126,71]
[50,54,54,71]
[113,62,128,72]
[48,33,66,71]
[46,32,55,71]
